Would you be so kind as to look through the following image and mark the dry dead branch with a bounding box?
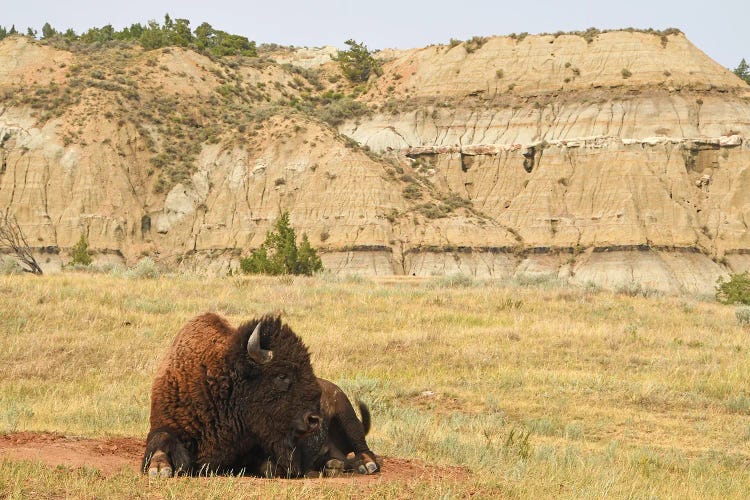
[0,209,43,275]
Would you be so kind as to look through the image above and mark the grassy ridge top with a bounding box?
[0,15,258,58]
[0,32,375,196]
[1,273,749,496]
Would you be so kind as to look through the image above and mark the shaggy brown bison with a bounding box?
[299,378,380,476]
[142,313,322,477]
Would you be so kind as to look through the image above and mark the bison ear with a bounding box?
[247,322,274,364]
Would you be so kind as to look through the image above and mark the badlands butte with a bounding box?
[1,29,749,293]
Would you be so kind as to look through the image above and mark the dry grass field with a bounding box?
[0,271,749,498]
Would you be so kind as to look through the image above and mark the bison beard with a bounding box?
[142,313,322,477]
[298,378,380,476]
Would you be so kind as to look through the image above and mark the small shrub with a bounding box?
[402,184,422,200]
[525,417,558,436]
[70,234,92,266]
[416,202,450,219]
[312,96,369,127]
[0,256,24,275]
[736,305,750,327]
[565,422,584,440]
[726,394,750,414]
[503,427,532,459]
[441,192,472,210]
[240,212,322,276]
[1,401,34,432]
[464,36,487,54]
[509,32,528,43]
[126,257,160,279]
[621,68,632,79]
[580,27,601,44]
[716,272,750,305]
[495,69,504,79]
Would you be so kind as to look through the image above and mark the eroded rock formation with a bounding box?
[1,30,749,293]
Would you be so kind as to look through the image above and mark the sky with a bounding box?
[2,0,748,69]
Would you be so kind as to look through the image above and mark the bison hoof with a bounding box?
[356,461,379,474]
[147,451,173,478]
[323,458,344,477]
[148,465,173,478]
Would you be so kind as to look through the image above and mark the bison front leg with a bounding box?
[142,428,192,477]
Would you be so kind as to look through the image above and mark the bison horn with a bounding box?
[247,322,273,364]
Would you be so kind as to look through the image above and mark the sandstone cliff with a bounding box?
[342,31,750,293]
[1,31,749,294]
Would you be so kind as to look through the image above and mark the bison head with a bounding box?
[234,316,323,473]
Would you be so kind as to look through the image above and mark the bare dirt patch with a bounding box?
[0,432,468,483]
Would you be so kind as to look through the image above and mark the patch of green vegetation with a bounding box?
[336,39,382,83]
[464,36,488,54]
[439,192,473,211]
[716,272,750,305]
[508,32,529,43]
[240,211,322,276]
[3,82,82,122]
[415,202,451,219]
[25,15,257,58]
[402,184,423,200]
[302,92,370,127]
[734,59,750,85]
[70,234,92,266]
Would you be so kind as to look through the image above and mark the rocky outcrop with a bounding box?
[273,46,337,69]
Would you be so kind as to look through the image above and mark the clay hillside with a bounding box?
[1,29,749,293]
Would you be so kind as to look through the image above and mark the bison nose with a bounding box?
[305,412,321,432]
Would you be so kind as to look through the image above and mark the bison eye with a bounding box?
[273,373,291,392]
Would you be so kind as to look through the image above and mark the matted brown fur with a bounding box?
[143,313,322,476]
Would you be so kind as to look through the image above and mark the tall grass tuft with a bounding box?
[429,272,481,288]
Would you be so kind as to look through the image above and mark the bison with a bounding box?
[299,378,380,476]
[142,313,322,477]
